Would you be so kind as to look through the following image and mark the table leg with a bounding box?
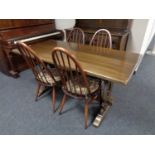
[93,81,113,127]
[5,48,19,78]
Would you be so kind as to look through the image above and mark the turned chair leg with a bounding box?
[59,94,67,114]
[84,98,89,129]
[35,83,41,101]
[52,86,56,113]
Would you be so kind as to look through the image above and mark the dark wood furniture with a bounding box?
[17,42,61,112]
[24,40,139,85]
[52,47,100,128]
[67,27,85,44]
[0,19,63,78]
[13,39,139,128]
[66,19,131,50]
[90,29,112,48]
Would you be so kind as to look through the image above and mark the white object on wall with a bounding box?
[55,19,75,41]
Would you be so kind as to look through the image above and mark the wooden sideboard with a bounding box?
[66,19,132,50]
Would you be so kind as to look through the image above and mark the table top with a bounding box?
[29,39,140,85]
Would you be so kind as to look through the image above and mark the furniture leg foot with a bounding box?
[93,104,111,127]
[93,81,113,128]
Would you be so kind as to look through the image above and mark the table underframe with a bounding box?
[93,80,113,127]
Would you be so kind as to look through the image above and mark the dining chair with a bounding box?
[90,29,112,48]
[89,29,112,106]
[52,47,100,128]
[67,27,85,44]
[17,42,61,112]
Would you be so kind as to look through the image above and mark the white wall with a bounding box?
[140,19,155,55]
[126,19,155,71]
[126,19,149,54]
[55,19,75,29]
[147,20,155,54]
[55,19,75,41]
[152,44,155,54]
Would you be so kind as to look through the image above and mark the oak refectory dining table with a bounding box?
[14,39,140,127]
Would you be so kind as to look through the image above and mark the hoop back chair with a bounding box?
[90,29,112,48]
[17,42,60,112]
[52,47,100,128]
[67,27,85,44]
[90,29,112,107]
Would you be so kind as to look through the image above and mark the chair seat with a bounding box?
[37,68,61,85]
[49,68,61,81]
[66,78,99,95]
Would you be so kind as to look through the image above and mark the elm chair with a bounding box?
[52,47,100,128]
[17,42,61,112]
[67,27,85,44]
[90,29,112,48]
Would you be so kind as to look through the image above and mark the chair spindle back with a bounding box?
[52,47,90,97]
[17,42,56,85]
[90,29,112,48]
[67,28,85,44]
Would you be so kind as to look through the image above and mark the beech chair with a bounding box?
[52,47,100,128]
[67,27,85,44]
[17,42,61,112]
[90,29,112,48]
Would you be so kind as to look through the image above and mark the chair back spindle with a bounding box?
[90,29,112,48]
[17,42,56,85]
[52,47,90,97]
[67,28,85,44]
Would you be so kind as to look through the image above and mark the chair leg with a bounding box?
[59,94,67,115]
[89,96,95,104]
[51,86,56,113]
[35,83,41,101]
[84,98,89,129]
